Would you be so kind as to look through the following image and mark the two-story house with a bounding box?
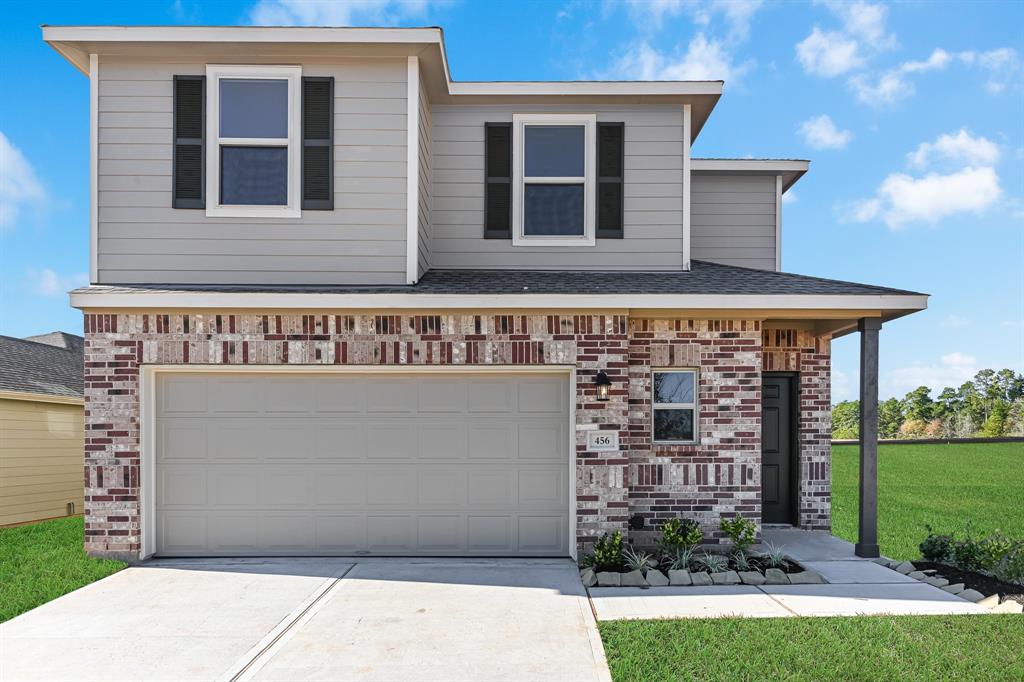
[45,26,926,562]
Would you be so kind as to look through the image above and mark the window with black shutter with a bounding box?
[484,123,512,239]
[172,75,205,209]
[302,77,334,210]
[597,122,624,239]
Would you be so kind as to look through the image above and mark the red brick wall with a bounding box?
[81,312,831,560]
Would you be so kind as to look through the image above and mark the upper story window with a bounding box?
[511,114,596,246]
[205,65,301,218]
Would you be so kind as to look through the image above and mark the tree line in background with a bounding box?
[832,369,1024,439]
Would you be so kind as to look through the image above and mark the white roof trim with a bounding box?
[691,159,809,192]
[69,288,928,313]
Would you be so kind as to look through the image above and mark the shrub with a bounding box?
[733,550,751,571]
[696,552,728,573]
[719,515,757,556]
[919,527,953,562]
[994,542,1024,585]
[668,548,695,572]
[761,541,787,568]
[591,531,624,571]
[977,533,1015,572]
[623,546,654,574]
[950,536,986,572]
[658,518,703,555]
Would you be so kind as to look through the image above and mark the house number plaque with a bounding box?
[587,430,619,452]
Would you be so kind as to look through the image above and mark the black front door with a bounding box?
[762,374,796,524]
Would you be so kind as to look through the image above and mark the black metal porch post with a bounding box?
[856,317,881,558]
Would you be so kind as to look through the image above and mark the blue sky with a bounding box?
[1,0,1021,401]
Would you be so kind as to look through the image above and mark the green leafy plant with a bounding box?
[668,548,695,572]
[733,550,750,571]
[696,552,728,573]
[658,518,703,555]
[719,515,757,556]
[977,533,1015,572]
[623,546,654,574]
[994,542,1024,585]
[591,531,625,571]
[761,541,787,568]
[919,526,953,562]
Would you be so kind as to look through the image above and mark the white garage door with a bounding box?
[154,371,570,557]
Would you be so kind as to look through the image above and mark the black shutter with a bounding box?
[597,122,624,238]
[302,77,334,210]
[484,122,512,239]
[172,76,204,209]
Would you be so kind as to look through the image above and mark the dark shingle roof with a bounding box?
[0,333,84,399]
[74,261,925,297]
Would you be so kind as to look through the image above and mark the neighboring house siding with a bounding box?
[0,397,84,526]
[431,106,684,270]
[96,57,408,285]
[416,69,432,278]
[690,173,778,271]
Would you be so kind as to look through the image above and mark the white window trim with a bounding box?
[511,113,596,247]
[651,368,699,444]
[205,64,302,219]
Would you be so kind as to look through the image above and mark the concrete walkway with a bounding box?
[1,558,610,682]
[589,530,988,621]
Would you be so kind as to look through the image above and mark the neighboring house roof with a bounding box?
[0,333,84,399]
[691,158,810,192]
[70,261,925,297]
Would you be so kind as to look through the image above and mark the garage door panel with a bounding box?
[155,372,570,557]
[467,515,513,552]
[315,515,366,552]
[366,381,417,413]
[159,421,208,461]
[519,468,566,506]
[209,378,262,413]
[417,515,463,551]
[315,424,367,459]
[467,423,516,459]
[418,422,468,459]
[518,516,565,553]
[314,381,365,413]
[366,515,415,552]
[159,375,208,414]
[518,423,566,460]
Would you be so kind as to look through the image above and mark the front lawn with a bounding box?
[831,442,1024,560]
[0,516,127,622]
[600,615,1024,681]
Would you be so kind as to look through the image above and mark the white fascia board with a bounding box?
[691,159,810,173]
[449,81,723,97]
[42,25,445,45]
[69,289,928,313]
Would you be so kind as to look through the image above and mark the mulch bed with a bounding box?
[913,561,1024,606]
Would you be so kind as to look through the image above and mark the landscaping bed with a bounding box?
[914,561,1024,607]
[579,515,826,589]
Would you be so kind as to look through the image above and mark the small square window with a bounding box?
[652,370,698,443]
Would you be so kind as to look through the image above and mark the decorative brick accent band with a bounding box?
[82,312,832,559]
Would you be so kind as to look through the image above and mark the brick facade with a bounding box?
[82,311,832,560]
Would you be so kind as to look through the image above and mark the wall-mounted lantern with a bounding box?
[594,370,612,401]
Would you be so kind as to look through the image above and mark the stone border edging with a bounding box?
[579,566,825,588]
[875,557,1024,614]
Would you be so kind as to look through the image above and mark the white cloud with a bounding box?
[907,129,1000,169]
[941,314,969,328]
[796,28,864,77]
[1002,320,1024,328]
[0,131,45,230]
[831,368,854,402]
[798,114,853,150]
[848,48,951,105]
[625,0,764,41]
[883,352,980,397]
[608,34,752,83]
[959,47,1022,94]
[848,166,1001,229]
[248,0,433,25]
[781,191,797,204]
[820,0,896,50]
[26,268,88,297]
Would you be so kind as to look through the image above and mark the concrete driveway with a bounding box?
[0,558,609,682]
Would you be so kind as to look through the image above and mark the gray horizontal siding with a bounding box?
[96,56,408,285]
[430,105,684,271]
[690,173,777,271]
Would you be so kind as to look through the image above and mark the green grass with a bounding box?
[832,442,1024,560]
[0,516,127,622]
[600,615,1024,681]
